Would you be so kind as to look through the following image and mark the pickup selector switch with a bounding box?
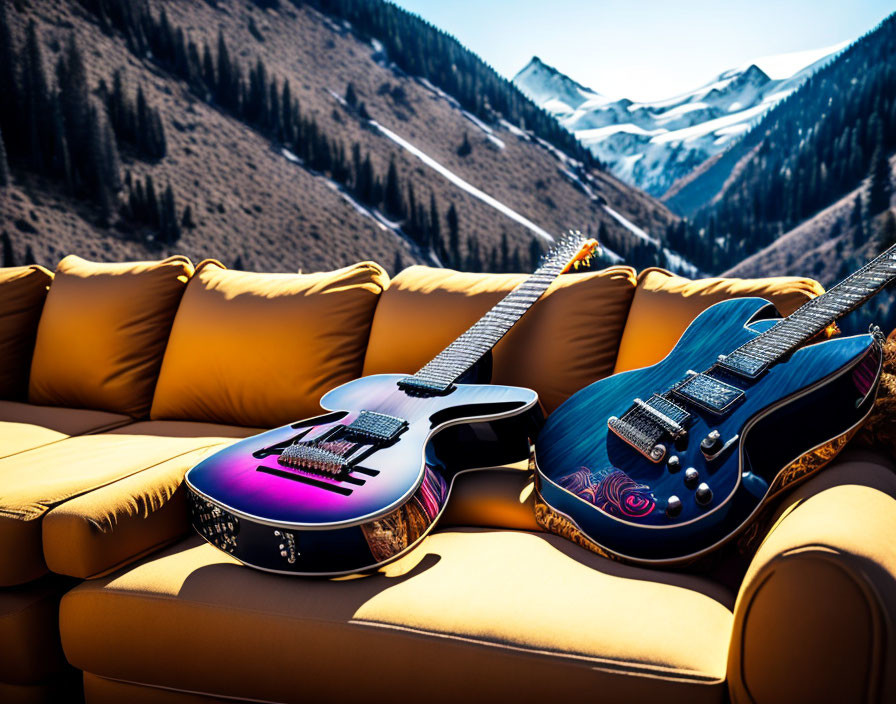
[695,483,713,506]
[701,430,723,457]
[684,467,699,488]
[665,495,682,517]
[667,455,681,471]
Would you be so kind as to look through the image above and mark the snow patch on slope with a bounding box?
[369,119,555,241]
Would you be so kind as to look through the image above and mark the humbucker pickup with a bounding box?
[717,351,767,379]
[673,373,744,414]
[346,411,407,442]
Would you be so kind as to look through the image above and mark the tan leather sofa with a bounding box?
[0,256,893,703]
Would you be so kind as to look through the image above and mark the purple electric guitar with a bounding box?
[186,235,598,575]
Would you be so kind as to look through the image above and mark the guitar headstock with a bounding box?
[541,231,600,274]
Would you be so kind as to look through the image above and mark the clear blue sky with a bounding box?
[390,0,895,101]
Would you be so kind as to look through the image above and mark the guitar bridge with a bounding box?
[608,395,690,463]
[278,442,349,475]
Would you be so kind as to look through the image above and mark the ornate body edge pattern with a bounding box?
[533,495,618,562]
[360,465,448,563]
[736,426,859,555]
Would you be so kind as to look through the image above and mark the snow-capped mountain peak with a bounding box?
[512,42,848,196]
[512,56,609,116]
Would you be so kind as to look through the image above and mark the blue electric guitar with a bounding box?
[534,243,896,564]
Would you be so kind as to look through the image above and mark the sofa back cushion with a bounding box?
[29,256,193,417]
[614,267,825,373]
[362,265,637,414]
[0,265,53,400]
[150,260,389,428]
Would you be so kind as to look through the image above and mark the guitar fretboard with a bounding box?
[722,242,896,375]
[402,235,587,393]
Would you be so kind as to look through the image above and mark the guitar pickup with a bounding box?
[717,351,767,379]
[673,373,744,414]
[346,410,407,442]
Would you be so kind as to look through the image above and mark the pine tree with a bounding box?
[528,238,542,271]
[868,143,892,215]
[457,132,472,157]
[181,204,195,229]
[345,82,358,109]
[429,192,440,251]
[145,174,159,227]
[383,156,403,218]
[851,195,866,247]
[499,231,509,272]
[0,125,9,187]
[57,35,90,179]
[22,21,51,174]
[0,3,19,146]
[446,203,460,268]
[465,235,482,271]
[160,183,180,244]
[1,230,14,267]
[281,79,293,144]
[86,106,114,223]
[510,247,521,273]
[216,30,233,108]
[202,42,215,95]
[878,210,896,249]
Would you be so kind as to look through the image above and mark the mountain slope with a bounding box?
[0,0,679,276]
[665,11,896,279]
[513,44,845,196]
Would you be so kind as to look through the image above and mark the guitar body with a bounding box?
[186,374,541,575]
[534,297,884,564]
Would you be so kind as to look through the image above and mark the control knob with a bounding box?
[701,430,724,457]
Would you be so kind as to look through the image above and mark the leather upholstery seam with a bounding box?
[66,590,723,686]
[350,618,724,683]
[0,416,133,464]
[86,674,287,704]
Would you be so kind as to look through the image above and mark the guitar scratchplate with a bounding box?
[673,373,744,414]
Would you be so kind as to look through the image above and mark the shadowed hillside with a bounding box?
[0,0,680,274]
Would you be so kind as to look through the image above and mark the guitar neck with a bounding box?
[722,242,896,376]
[400,235,587,393]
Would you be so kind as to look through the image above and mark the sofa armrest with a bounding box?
[728,449,896,704]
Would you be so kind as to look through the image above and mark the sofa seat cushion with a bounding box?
[0,575,75,686]
[0,401,130,460]
[614,268,825,373]
[151,260,389,428]
[362,265,637,414]
[0,265,53,401]
[0,420,253,586]
[29,255,194,418]
[61,532,734,704]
